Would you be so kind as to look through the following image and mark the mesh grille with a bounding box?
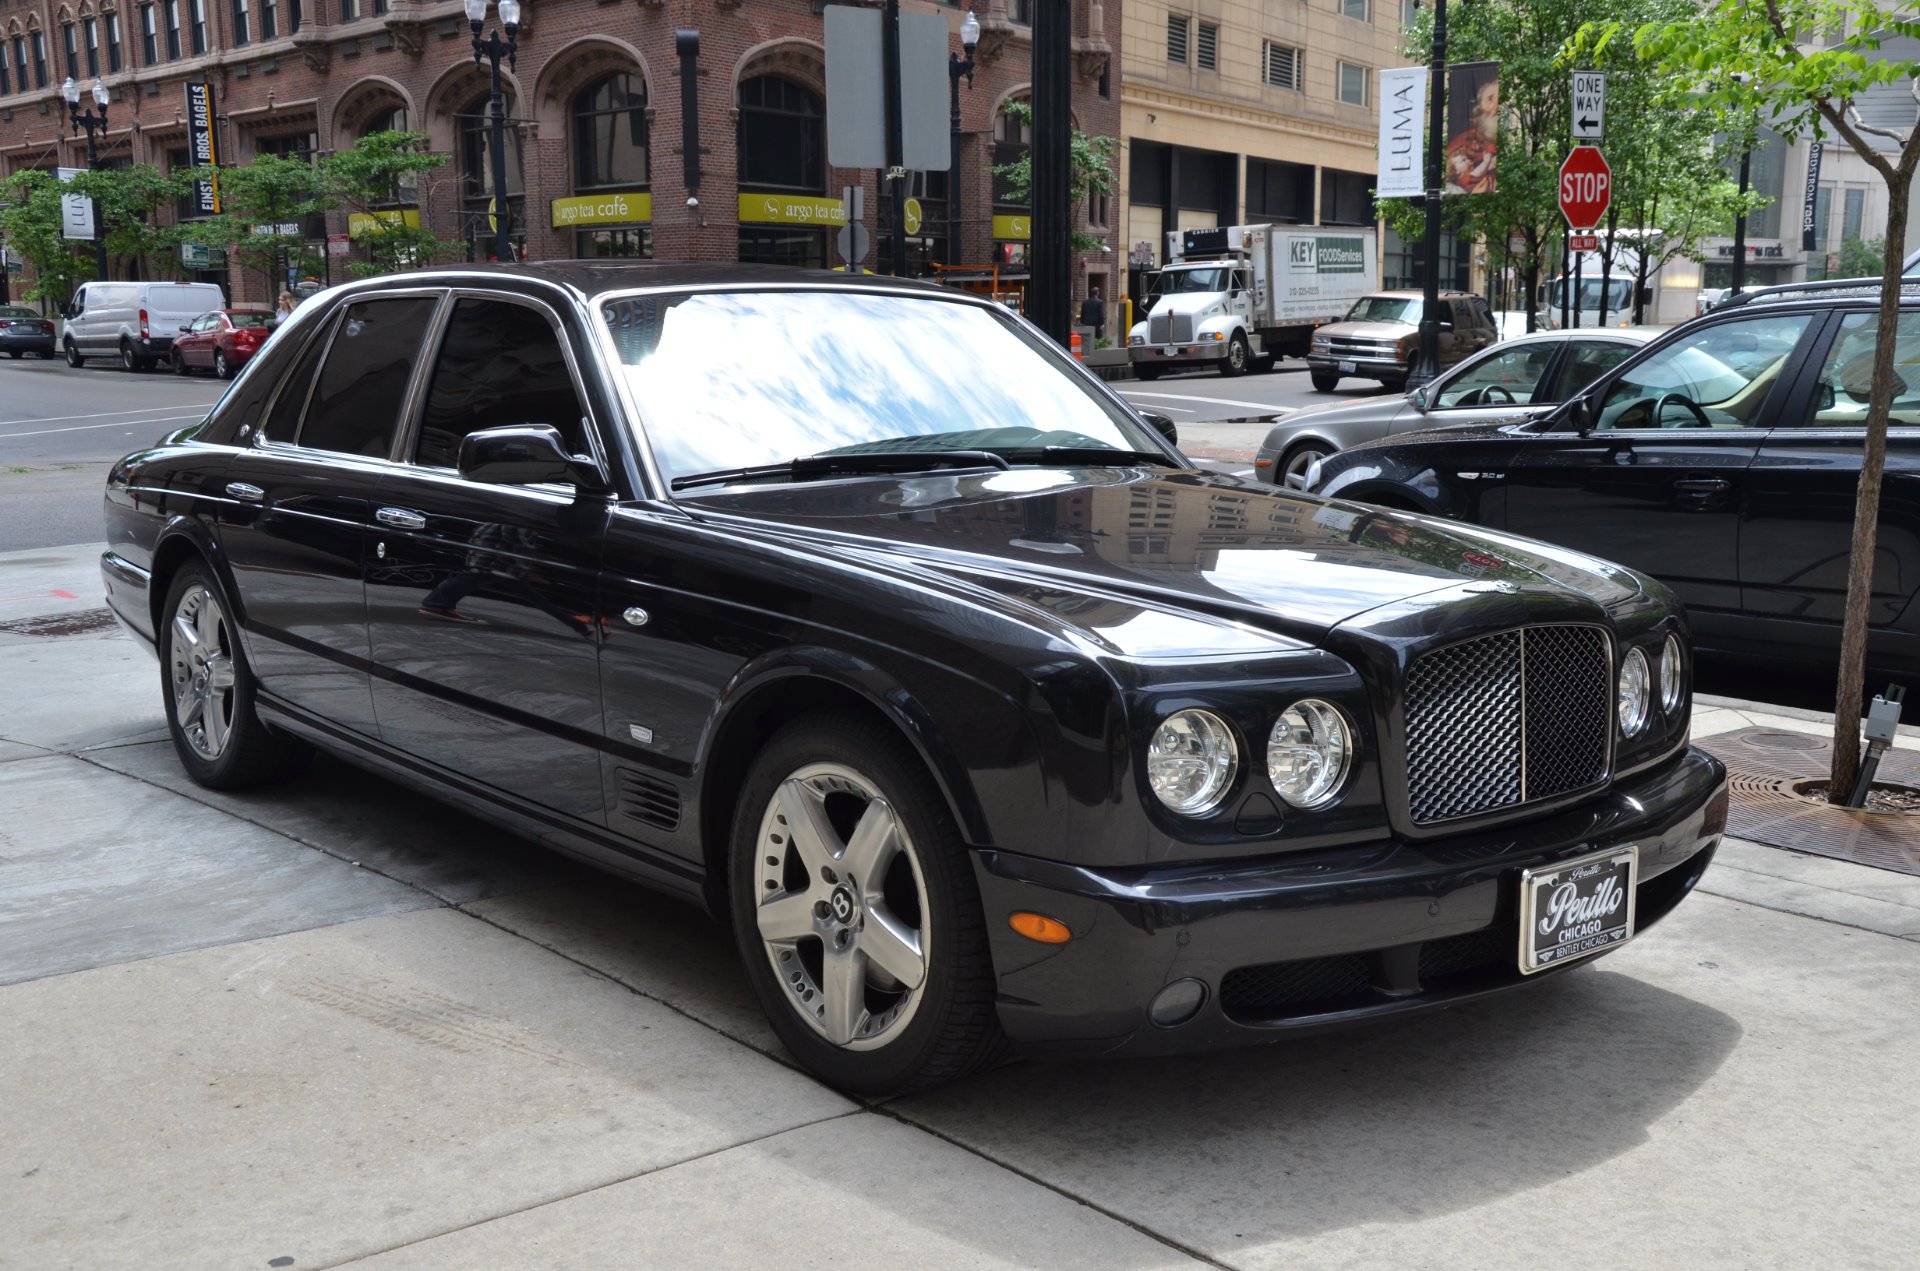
[1416,926,1511,985]
[1405,626,1610,824]
[1219,954,1372,1023]
[1171,313,1195,343]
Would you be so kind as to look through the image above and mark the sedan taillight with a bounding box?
[0,320,12,328]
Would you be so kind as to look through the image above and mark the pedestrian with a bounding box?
[275,290,296,322]
[1078,286,1106,340]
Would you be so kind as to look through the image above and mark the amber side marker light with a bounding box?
[1009,912,1072,944]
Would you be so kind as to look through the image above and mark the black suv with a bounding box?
[1309,278,1920,681]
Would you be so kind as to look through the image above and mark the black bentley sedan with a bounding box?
[1309,279,1920,681]
[102,263,1726,1093]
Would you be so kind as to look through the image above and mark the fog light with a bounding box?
[1148,977,1208,1028]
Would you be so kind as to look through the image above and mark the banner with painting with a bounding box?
[1445,62,1500,196]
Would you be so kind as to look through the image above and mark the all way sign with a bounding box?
[1572,71,1606,140]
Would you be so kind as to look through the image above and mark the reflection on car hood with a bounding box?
[1332,411,1543,457]
[1319,320,1415,340]
[687,467,1642,642]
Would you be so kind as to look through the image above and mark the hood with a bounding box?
[1275,391,1419,430]
[1321,319,1417,340]
[684,467,1640,642]
[1150,292,1228,317]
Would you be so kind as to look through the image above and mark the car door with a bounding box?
[365,292,614,823]
[1743,308,1920,661]
[217,291,443,735]
[1503,309,1822,615]
[181,313,214,367]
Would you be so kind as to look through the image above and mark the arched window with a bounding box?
[737,75,823,194]
[460,92,524,260]
[992,97,1030,208]
[362,106,416,205]
[573,72,647,191]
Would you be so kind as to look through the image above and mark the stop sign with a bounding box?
[1559,146,1612,231]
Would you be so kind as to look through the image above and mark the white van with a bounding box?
[63,280,227,371]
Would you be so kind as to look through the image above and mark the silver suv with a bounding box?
[1307,290,1497,392]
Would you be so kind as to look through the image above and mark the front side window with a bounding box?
[1195,22,1217,70]
[1792,311,1920,429]
[1553,339,1639,399]
[1594,313,1814,430]
[415,299,588,469]
[297,296,438,456]
[601,291,1156,487]
[1435,342,1556,408]
[12,37,30,90]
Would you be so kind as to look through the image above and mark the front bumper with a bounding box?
[1131,342,1228,365]
[973,745,1727,1058]
[1309,352,1407,379]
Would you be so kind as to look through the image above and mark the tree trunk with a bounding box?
[1524,239,1539,335]
[1827,176,1911,801]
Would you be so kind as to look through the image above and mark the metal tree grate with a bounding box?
[1694,727,1920,876]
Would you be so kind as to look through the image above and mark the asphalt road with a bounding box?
[0,354,227,551]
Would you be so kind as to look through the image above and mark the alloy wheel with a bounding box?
[168,583,238,761]
[752,762,930,1050]
[1283,446,1328,490]
[215,350,230,379]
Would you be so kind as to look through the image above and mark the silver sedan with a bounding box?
[1255,327,1660,487]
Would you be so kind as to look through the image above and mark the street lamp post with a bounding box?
[61,76,113,282]
[465,0,520,265]
[946,8,980,269]
[1408,0,1447,388]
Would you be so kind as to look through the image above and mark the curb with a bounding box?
[1696,693,1920,741]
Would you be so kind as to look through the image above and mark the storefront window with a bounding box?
[577,227,652,259]
[739,228,827,270]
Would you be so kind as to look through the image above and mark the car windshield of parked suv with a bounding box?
[1593,313,1813,429]
[1344,296,1420,324]
[227,311,274,329]
[601,290,1162,487]
[1158,267,1233,295]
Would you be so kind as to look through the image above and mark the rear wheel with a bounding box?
[730,714,1007,1094]
[120,340,144,372]
[65,339,85,368]
[1310,371,1339,392]
[160,562,312,790]
[214,349,231,380]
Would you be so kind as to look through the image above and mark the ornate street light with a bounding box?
[945,9,980,269]
[61,76,114,282]
[465,0,520,264]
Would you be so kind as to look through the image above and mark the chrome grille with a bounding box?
[1324,336,1401,359]
[1149,311,1170,344]
[1405,625,1611,824]
[1170,313,1195,343]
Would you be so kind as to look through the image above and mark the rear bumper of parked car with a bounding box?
[0,330,56,353]
[973,746,1727,1058]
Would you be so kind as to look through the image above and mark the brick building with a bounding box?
[0,0,1120,305]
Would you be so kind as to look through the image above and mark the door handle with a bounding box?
[375,506,427,530]
[1672,477,1730,494]
[225,482,264,502]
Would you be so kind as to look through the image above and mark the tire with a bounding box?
[65,339,85,368]
[1252,353,1277,374]
[120,341,141,372]
[6,350,20,360]
[173,351,191,376]
[1279,441,1331,490]
[1133,364,1162,382]
[729,713,1007,1094]
[214,349,231,380]
[37,350,56,359]
[1220,332,1250,377]
[160,561,312,790]
[1310,371,1339,392]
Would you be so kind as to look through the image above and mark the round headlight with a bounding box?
[1660,635,1684,714]
[1617,648,1651,736]
[1267,699,1355,808]
[1148,710,1239,815]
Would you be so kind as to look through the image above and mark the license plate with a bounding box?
[1517,846,1637,974]
[1338,359,1357,373]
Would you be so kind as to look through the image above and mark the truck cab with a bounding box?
[1130,258,1261,379]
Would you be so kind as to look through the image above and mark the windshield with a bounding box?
[1546,278,1635,311]
[600,290,1160,486]
[227,311,274,329]
[1344,296,1420,324]
[1159,267,1233,294]
[0,307,39,319]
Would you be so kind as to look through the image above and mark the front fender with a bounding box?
[1314,456,1457,516]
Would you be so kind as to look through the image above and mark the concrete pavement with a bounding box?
[4,540,1919,1270]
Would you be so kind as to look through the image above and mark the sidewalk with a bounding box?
[4,541,1919,1270]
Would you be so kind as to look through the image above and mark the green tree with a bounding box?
[990,101,1118,253]
[0,166,189,305]
[1621,0,1920,797]
[1836,234,1884,278]
[185,152,327,288]
[317,130,454,278]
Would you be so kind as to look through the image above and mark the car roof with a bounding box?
[348,260,952,304]
[1724,277,1920,311]
[1364,289,1478,300]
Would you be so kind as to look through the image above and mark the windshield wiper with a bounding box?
[670,449,1011,492]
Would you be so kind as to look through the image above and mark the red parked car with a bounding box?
[170,309,275,379]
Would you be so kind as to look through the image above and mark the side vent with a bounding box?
[616,768,681,831]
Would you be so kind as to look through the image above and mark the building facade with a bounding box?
[0,0,1120,305]
[1114,0,1412,314]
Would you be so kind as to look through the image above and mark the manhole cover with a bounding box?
[1696,726,1920,877]
[0,608,118,638]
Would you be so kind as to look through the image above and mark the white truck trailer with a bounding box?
[1128,224,1379,378]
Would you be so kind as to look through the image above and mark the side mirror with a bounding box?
[179,324,193,333]
[1409,385,1430,411]
[457,424,603,489]
[1816,380,1837,411]
[1566,397,1595,434]
[1140,411,1179,446]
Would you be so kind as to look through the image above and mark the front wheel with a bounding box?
[1220,332,1250,377]
[1279,442,1331,490]
[730,714,1007,1094]
[160,562,312,790]
[1133,363,1162,382]
[173,351,191,376]
[1310,371,1339,392]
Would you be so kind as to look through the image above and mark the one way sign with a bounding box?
[1572,71,1606,139]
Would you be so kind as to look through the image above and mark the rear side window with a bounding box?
[260,314,338,444]
[298,296,439,457]
[413,298,589,469]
